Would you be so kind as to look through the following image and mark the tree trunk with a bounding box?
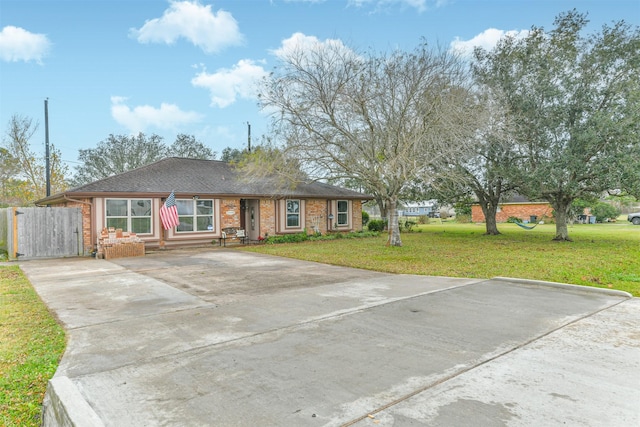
[552,199,572,241]
[480,201,500,235]
[375,196,388,221]
[386,198,402,247]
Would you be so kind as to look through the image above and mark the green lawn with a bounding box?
[242,222,640,297]
[0,266,66,427]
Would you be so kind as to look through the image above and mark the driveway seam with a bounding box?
[339,297,632,426]
[68,280,481,380]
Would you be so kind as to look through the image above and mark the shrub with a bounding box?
[401,219,417,232]
[507,216,522,223]
[344,231,379,238]
[454,200,472,216]
[264,232,309,244]
[368,219,386,232]
[455,214,471,223]
[362,211,370,226]
[591,202,621,222]
[265,230,380,244]
[417,215,430,224]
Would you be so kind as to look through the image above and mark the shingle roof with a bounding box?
[38,157,371,203]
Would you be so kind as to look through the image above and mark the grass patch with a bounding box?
[242,222,640,296]
[0,265,66,427]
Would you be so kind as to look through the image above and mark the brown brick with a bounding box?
[472,203,553,223]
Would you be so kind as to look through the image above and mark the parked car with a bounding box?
[628,212,640,225]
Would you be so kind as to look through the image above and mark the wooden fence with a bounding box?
[0,207,84,260]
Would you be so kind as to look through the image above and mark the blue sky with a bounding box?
[1,0,638,172]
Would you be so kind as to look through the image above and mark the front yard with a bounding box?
[243,222,640,297]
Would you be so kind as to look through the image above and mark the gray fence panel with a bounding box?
[15,207,83,259]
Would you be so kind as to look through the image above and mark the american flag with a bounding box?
[160,192,180,230]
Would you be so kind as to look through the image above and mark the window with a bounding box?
[176,199,214,233]
[337,200,349,226]
[106,199,151,234]
[286,199,300,228]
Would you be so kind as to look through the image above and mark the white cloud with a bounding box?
[130,0,243,54]
[0,26,51,63]
[271,32,355,61]
[450,28,530,58]
[191,59,268,108]
[110,96,203,133]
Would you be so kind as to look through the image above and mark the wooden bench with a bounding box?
[219,227,246,246]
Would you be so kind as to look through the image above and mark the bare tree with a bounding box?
[258,41,480,246]
[2,114,68,205]
[4,115,41,189]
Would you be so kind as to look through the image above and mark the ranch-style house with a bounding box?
[35,157,371,255]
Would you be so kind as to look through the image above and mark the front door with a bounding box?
[245,199,260,241]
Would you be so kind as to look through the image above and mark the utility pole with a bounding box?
[247,122,251,153]
[44,98,51,197]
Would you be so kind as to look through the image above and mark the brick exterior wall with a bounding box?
[352,200,363,231]
[259,199,276,238]
[46,195,367,256]
[220,199,241,229]
[472,203,552,223]
[305,199,328,234]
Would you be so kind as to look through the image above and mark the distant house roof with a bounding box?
[36,157,371,204]
[501,194,530,203]
[401,200,437,208]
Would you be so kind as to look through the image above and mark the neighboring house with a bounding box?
[471,202,553,223]
[35,158,371,255]
[398,201,438,218]
[576,207,597,224]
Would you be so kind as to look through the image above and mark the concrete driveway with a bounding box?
[19,248,639,426]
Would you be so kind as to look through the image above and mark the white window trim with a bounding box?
[330,199,351,229]
[276,199,305,233]
[336,200,349,226]
[175,199,216,234]
[105,198,152,235]
[286,199,301,229]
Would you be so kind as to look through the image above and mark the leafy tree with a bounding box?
[1,115,68,205]
[236,142,308,191]
[605,193,639,215]
[590,202,621,222]
[618,142,640,199]
[258,41,480,246]
[434,94,519,235]
[0,147,19,206]
[72,133,166,186]
[453,198,473,221]
[473,10,640,241]
[220,147,246,163]
[168,134,215,159]
[73,133,216,186]
[569,198,592,223]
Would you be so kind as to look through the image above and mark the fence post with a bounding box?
[12,207,18,260]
